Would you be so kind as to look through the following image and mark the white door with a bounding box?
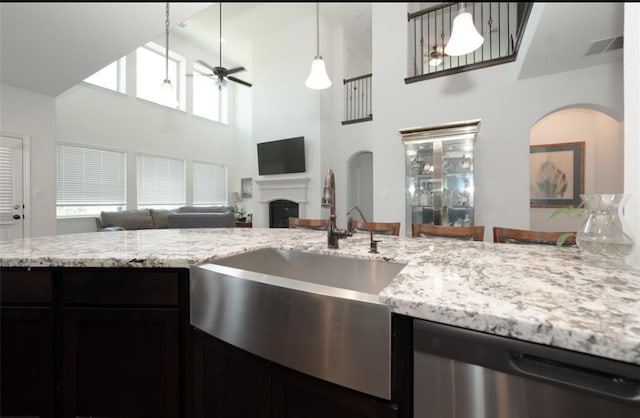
[0,135,25,240]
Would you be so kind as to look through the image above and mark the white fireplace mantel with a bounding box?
[255,175,311,203]
[254,175,311,227]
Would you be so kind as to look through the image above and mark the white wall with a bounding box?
[251,12,324,227]
[369,3,624,240]
[0,84,56,237]
[624,2,640,268]
[55,33,244,234]
[530,108,623,231]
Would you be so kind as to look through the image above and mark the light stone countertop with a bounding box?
[1,227,639,365]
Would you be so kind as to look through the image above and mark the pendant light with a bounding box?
[305,2,331,90]
[159,2,178,106]
[444,3,484,57]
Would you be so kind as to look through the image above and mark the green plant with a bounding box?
[548,202,586,247]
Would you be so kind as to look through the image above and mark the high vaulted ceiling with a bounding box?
[0,3,624,98]
[0,2,212,97]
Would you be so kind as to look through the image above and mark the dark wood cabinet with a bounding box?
[192,328,271,418]
[192,327,400,418]
[0,267,189,418]
[1,270,53,418]
[1,307,53,418]
[62,308,179,418]
[2,267,412,418]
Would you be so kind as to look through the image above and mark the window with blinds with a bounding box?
[137,154,185,209]
[0,145,14,216]
[56,143,126,217]
[193,161,227,205]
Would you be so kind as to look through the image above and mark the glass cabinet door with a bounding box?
[401,119,480,236]
[442,139,474,227]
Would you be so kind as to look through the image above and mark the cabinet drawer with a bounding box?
[62,270,179,306]
[0,270,52,304]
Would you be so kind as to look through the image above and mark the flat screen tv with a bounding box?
[257,136,306,175]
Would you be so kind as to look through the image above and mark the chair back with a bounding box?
[351,220,401,236]
[492,227,576,246]
[412,224,485,241]
[288,217,330,231]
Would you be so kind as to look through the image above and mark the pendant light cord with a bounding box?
[164,2,170,82]
[315,2,320,57]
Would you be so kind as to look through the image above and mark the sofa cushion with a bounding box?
[167,211,235,228]
[150,209,171,229]
[100,209,154,230]
[175,205,233,214]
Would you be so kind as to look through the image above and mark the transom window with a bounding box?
[192,62,229,123]
[83,57,126,93]
[136,43,185,110]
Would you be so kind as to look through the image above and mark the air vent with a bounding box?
[605,36,624,52]
[585,36,624,56]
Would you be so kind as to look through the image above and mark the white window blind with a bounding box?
[0,145,14,215]
[56,144,126,206]
[193,161,227,205]
[137,154,185,207]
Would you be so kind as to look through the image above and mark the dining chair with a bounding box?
[351,220,401,236]
[412,224,485,241]
[492,227,576,246]
[288,217,330,231]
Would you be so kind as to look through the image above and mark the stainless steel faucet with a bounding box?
[321,169,351,249]
[347,205,380,253]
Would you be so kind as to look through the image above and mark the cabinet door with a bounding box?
[191,328,271,418]
[272,365,397,418]
[1,307,53,418]
[62,308,179,418]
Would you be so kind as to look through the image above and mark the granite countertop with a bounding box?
[1,227,639,366]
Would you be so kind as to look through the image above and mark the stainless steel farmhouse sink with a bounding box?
[190,248,407,400]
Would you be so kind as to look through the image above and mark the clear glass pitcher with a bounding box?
[576,194,635,267]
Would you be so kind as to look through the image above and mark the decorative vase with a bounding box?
[576,194,635,267]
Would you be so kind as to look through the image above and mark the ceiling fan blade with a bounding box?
[225,66,246,75]
[196,60,216,72]
[186,73,215,78]
[227,76,252,87]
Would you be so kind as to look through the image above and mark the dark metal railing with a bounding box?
[406,2,532,83]
[342,73,372,125]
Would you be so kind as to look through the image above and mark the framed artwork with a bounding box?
[529,141,585,207]
[241,178,253,198]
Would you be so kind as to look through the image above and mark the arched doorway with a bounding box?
[529,107,622,231]
[347,151,373,220]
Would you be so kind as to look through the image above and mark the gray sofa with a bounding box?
[97,206,235,231]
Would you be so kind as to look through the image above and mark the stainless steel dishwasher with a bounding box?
[414,319,640,418]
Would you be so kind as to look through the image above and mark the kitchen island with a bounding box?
[1,227,639,417]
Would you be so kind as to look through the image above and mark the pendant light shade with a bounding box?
[306,57,331,89]
[444,8,484,57]
[305,3,331,90]
[159,2,178,107]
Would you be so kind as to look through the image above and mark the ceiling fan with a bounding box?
[194,3,252,88]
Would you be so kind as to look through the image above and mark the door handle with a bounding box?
[13,214,21,220]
